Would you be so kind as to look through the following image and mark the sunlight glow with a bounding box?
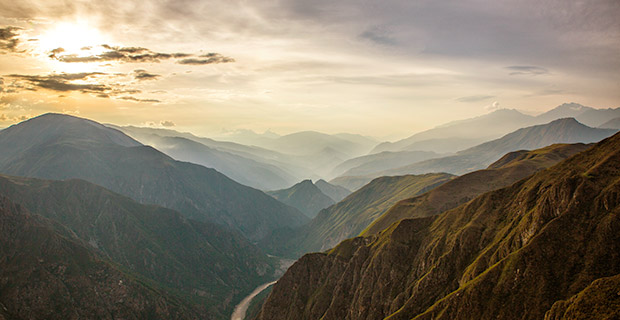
[38,21,107,56]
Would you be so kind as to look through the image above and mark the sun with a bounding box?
[38,21,106,55]
[36,21,109,72]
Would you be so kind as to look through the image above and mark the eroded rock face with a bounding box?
[256,133,620,320]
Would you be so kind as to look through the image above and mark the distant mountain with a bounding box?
[364,143,591,235]
[268,180,335,218]
[0,195,204,319]
[261,173,454,258]
[115,125,310,182]
[247,131,379,177]
[215,128,281,147]
[375,118,617,177]
[314,179,351,202]
[114,132,297,190]
[537,102,620,127]
[372,109,535,153]
[371,103,620,155]
[0,174,276,319]
[256,132,620,320]
[331,150,440,178]
[0,113,308,240]
[328,175,378,192]
[599,117,620,130]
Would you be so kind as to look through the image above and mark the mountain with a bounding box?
[364,143,592,235]
[256,131,620,320]
[267,180,335,218]
[0,174,277,319]
[113,132,297,190]
[0,195,205,319]
[599,117,620,130]
[253,131,379,177]
[328,175,377,192]
[115,125,310,183]
[215,128,281,147]
[371,109,536,154]
[535,102,594,123]
[537,102,620,127]
[330,150,440,178]
[314,179,351,202]
[0,113,308,240]
[375,118,616,177]
[260,173,454,258]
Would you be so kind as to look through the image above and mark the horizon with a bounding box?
[1,0,619,139]
[0,101,615,142]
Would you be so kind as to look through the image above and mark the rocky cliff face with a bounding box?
[256,133,620,320]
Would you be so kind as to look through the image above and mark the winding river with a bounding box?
[230,281,277,320]
[231,256,295,320]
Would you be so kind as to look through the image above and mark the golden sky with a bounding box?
[1,0,619,139]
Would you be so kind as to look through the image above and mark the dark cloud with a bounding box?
[160,120,175,127]
[4,72,159,103]
[359,27,397,46]
[49,44,209,65]
[7,73,110,93]
[456,95,495,103]
[133,69,161,80]
[177,53,235,65]
[118,96,161,103]
[506,65,549,76]
[0,26,21,52]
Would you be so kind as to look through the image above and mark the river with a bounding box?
[230,281,277,320]
[230,256,295,320]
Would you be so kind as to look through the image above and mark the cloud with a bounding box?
[6,73,111,93]
[0,26,21,53]
[160,120,175,127]
[359,27,397,46]
[4,72,160,103]
[50,44,198,64]
[117,96,161,103]
[485,101,501,111]
[177,53,235,65]
[456,95,495,103]
[506,65,549,76]
[133,69,161,80]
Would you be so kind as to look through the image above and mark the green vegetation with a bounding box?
[364,143,592,235]
[0,174,278,319]
[261,173,453,258]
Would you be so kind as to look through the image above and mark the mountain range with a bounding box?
[0,195,207,319]
[364,142,592,235]
[260,173,454,258]
[0,174,276,319]
[331,118,617,190]
[256,131,620,320]
[0,113,308,241]
[372,103,620,154]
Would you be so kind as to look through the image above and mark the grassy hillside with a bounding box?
[364,143,591,234]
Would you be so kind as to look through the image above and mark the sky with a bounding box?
[0,0,619,139]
